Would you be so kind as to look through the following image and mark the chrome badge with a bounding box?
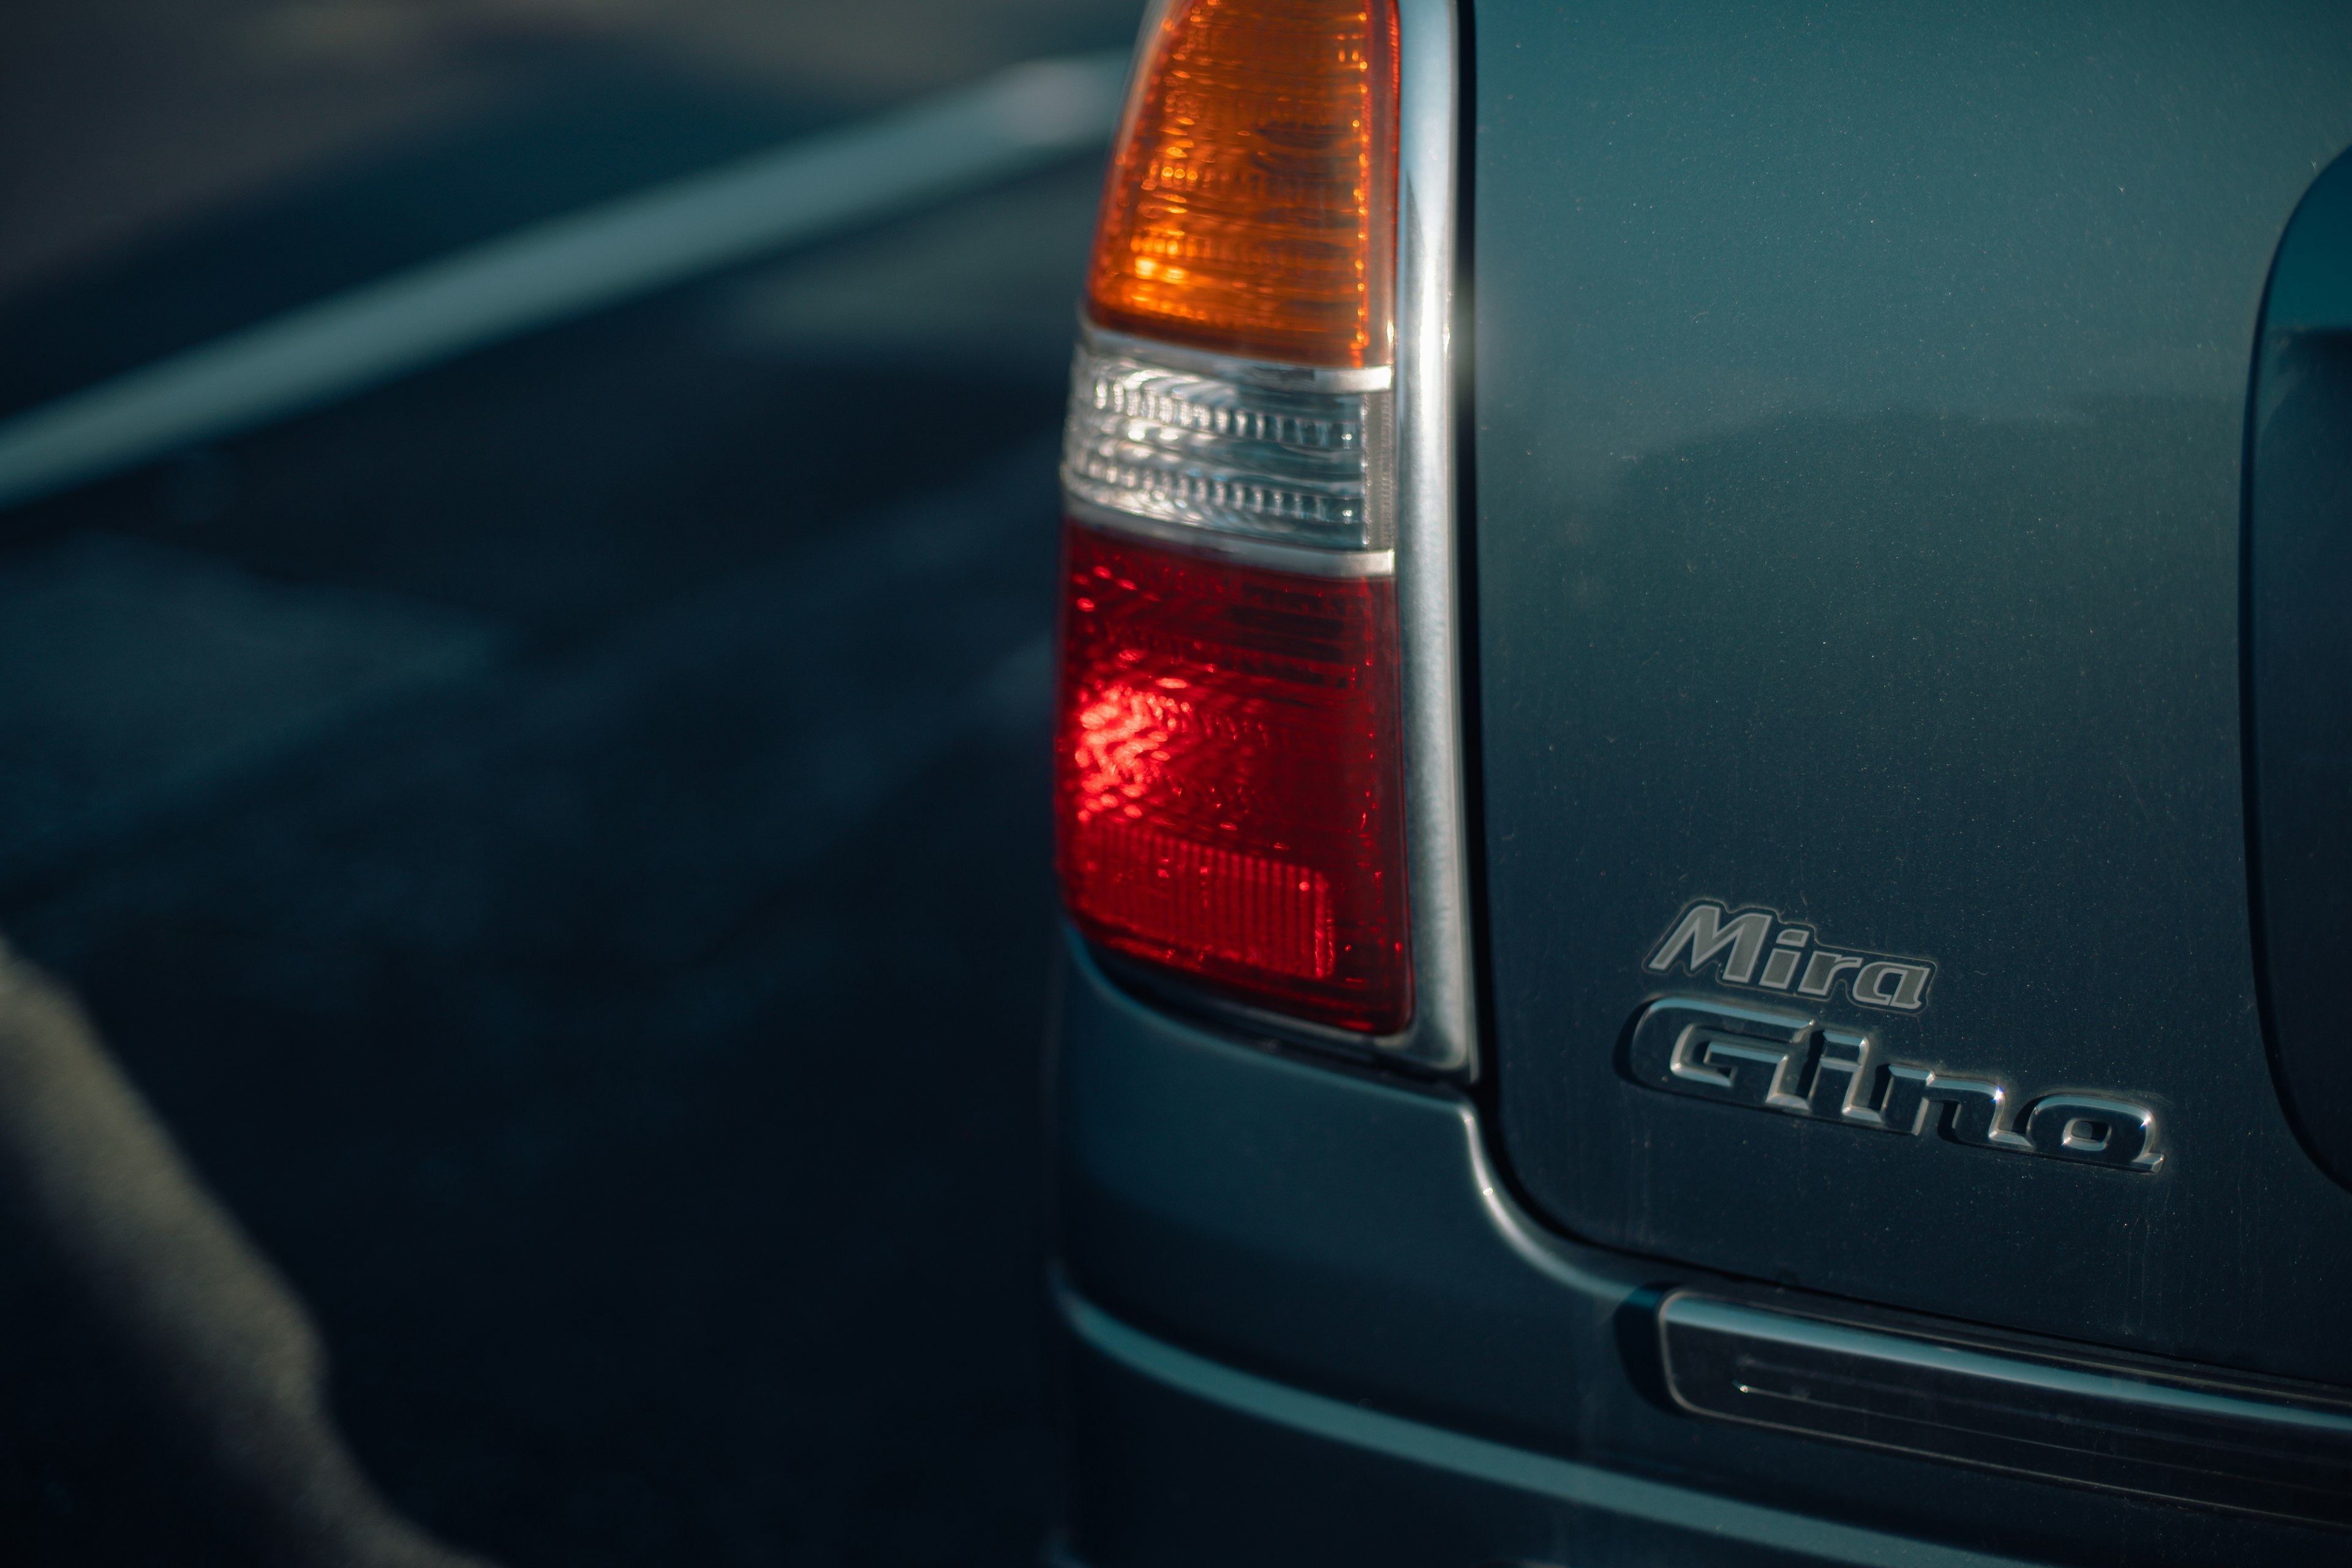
[1646,901,1932,1011]
[1630,904,2163,1172]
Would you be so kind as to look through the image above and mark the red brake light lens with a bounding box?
[1055,523,1410,1034]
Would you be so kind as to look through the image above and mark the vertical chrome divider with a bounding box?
[1391,0,1474,1074]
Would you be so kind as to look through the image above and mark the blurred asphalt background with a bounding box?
[0,1,1142,1561]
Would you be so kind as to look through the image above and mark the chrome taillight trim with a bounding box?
[1388,0,1476,1074]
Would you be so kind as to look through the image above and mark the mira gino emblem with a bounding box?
[1646,901,1933,1011]
[1626,996,2165,1172]
[1631,905,2163,1172]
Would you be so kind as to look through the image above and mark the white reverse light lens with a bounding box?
[1059,335,1390,553]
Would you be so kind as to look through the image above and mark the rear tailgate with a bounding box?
[1471,1,2352,1382]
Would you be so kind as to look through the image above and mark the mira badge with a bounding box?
[1646,901,1932,1011]
[1630,903,2162,1172]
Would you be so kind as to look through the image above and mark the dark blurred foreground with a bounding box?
[0,4,1134,1559]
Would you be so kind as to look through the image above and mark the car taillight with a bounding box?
[1085,0,1395,368]
[1056,0,1426,1041]
[1058,526,1409,1032]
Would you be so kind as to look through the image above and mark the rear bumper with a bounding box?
[1054,1287,2020,1568]
[1047,928,2344,1567]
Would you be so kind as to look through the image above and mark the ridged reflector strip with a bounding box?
[1060,339,1384,552]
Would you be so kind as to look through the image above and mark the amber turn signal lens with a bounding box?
[1087,0,1398,369]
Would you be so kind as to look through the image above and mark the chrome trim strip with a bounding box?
[1387,0,1477,1073]
[1668,1295,2352,1439]
[1078,321,1396,393]
[1056,1282,2031,1568]
[1659,1290,2352,1525]
[1065,502,1395,579]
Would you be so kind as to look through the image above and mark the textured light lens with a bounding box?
[1055,522,1411,1033]
[1061,338,1382,551]
[1058,0,1412,1038]
[1087,0,1398,368]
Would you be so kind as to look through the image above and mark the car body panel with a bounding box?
[1470,0,2352,1380]
[1050,932,2349,1564]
